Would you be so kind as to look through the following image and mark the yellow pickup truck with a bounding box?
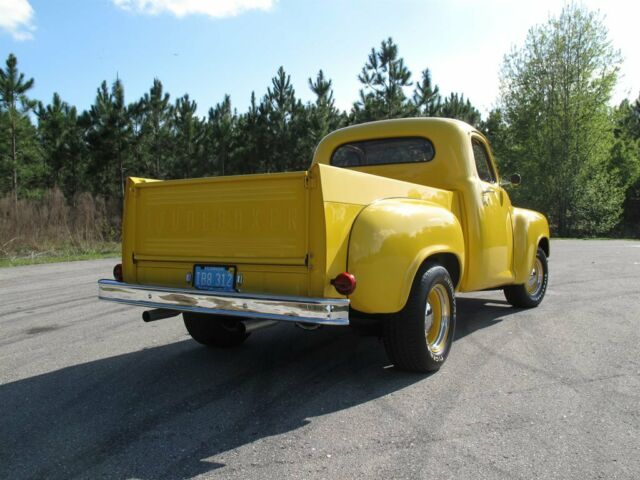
[99,118,549,373]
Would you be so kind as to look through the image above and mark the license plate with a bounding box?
[193,265,236,291]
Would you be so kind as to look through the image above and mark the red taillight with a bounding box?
[331,272,356,295]
[113,263,123,282]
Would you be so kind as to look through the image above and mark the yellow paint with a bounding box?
[310,162,460,304]
[347,198,465,313]
[512,207,550,284]
[123,171,315,297]
[313,118,547,294]
[121,117,549,314]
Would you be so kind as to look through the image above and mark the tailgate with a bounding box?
[124,171,309,268]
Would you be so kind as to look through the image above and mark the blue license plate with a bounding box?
[193,265,236,291]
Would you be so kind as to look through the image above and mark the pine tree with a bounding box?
[261,67,304,172]
[439,92,481,127]
[207,95,236,176]
[127,98,147,178]
[172,94,204,178]
[0,54,39,208]
[235,91,265,174]
[352,38,414,122]
[138,79,172,178]
[308,70,344,147]
[413,69,442,116]
[36,93,86,197]
[84,80,133,199]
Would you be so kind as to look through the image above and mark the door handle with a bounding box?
[483,188,504,205]
[482,188,500,206]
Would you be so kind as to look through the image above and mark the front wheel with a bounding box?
[383,264,456,373]
[183,313,250,348]
[503,247,549,308]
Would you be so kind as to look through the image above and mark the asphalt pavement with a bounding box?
[0,239,639,479]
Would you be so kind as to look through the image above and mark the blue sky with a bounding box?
[0,0,638,117]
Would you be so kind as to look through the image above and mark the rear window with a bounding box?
[331,137,435,168]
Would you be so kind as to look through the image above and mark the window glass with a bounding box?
[472,139,496,183]
[331,137,435,168]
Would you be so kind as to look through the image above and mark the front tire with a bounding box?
[383,264,456,373]
[183,313,249,348]
[504,247,548,308]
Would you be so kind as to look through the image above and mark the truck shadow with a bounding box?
[455,295,520,341]
[0,326,415,479]
[0,296,518,480]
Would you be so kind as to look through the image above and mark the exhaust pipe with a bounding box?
[142,309,180,322]
[243,319,279,333]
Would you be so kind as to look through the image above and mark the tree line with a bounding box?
[0,38,480,205]
[1,4,639,242]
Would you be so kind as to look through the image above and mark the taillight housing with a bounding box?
[113,263,123,282]
[330,272,356,295]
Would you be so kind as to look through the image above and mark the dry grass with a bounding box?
[0,189,121,265]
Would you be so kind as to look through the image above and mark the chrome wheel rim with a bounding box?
[526,257,544,296]
[425,284,451,355]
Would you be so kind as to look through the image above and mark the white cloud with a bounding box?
[112,0,275,18]
[0,0,35,40]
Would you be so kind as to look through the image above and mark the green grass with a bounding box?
[0,244,121,267]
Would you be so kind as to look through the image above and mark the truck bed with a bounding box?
[120,164,455,300]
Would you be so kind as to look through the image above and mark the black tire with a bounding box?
[383,264,456,373]
[183,312,249,348]
[504,247,548,308]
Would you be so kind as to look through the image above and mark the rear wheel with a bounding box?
[504,247,548,308]
[383,264,456,373]
[183,313,249,348]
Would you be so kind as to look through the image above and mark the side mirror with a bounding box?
[501,173,521,187]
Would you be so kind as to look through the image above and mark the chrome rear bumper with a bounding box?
[98,280,350,325]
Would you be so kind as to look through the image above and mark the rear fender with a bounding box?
[347,198,464,314]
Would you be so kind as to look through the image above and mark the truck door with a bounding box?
[471,137,515,287]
